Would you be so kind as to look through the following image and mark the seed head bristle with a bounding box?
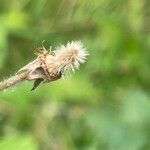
[54,41,88,74]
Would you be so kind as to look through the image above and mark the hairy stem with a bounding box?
[0,71,29,91]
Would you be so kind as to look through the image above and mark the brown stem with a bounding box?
[0,71,29,91]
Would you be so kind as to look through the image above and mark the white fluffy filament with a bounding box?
[54,41,88,75]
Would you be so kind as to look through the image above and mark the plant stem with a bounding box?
[0,71,29,91]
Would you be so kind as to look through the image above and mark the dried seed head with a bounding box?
[37,41,88,81]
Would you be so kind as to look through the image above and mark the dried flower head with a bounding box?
[25,41,88,90]
[32,41,88,90]
[38,41,88,79]
[0,41,88,91]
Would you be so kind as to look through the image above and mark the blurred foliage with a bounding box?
[0,135,37,150]
[0,0,150,150]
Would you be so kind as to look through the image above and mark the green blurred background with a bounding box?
[0,0,150,150]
